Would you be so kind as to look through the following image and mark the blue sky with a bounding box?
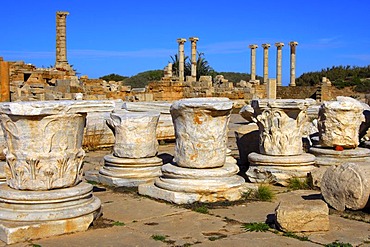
[1,0,369,85]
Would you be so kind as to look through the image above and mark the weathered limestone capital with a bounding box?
[262,43,271,49]
[249,44,258,49]
[318,96,365,148]
[189,37,199,43]
[170,98,233,168]
[275,42,285,48]
[57,11,69,16]
[107,111,160,158]
[176,38,187,44]
[251,99,310,155]
[289,41,298,48]
[0,100,114,190]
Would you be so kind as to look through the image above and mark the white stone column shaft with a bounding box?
[177,38,187,82]
[275,42,284,86]
[289,41,298,86]
[189,37,199,80]
[262,44,270,84]
[249,44,258,81]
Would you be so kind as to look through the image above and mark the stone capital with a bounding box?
[289,41,298,47]
[56,11,69,16]
[189,37,199,42]
[275,42,284,48]
[262,43,271,49]
[249,44,258,49]
[177,38,187,44]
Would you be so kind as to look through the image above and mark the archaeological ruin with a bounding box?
[0,10,369,246]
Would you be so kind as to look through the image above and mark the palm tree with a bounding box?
[169,54,190,77]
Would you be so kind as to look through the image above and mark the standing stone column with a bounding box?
[249,44,258,81]
[55,11,72,71]
[0,59,10,102]
[262,44,271,84]
[177,38,187,82]
[275,42,284,86]
[289,41,298,86]
[189,37,199,81]
[167,62,173,77]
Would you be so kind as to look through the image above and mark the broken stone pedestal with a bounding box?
[0,100,112,244]
[309,97,369,187]
[139,98,245,204]
[97,111,162,187]
[246,99,316,186]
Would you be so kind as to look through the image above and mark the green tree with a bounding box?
[123,70,163,88]
[187,52,214,80]
[169,54,190,77]
[99,73,128,82]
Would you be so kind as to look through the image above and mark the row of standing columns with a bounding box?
[176,37,199,82]
[249,41,298,86]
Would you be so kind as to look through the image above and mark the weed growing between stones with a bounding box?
[324,241,353,247]
[255,185,275,201]
[242,222,270,232]
[112,221,125,226]
[287,177,311,190]
[193,205,209,214]
[151,234,166,241]
[282,231,309,241]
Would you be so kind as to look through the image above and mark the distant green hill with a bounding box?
[296,65,370,92]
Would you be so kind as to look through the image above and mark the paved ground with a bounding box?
[5,114,370,246]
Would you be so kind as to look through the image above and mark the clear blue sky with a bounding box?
[1,0,369,85]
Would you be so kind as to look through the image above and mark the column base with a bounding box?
[139,181,243,204]
[0,182,101,244]
[247,152,316,186]
[0,213,95,244]
[138,156,245,204]
[87,154,163,187]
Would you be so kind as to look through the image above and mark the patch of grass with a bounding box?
[282,231,309,241]
[242,222,270,232]
[193,205,209,214]
[151,234,166,242]
[29,244,42,247]
[86,180,98,185]
[287,177,311,190]
[324,241,353,247]
[112,221,125,226]
[255,185,275,201]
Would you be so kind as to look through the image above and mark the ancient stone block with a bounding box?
[275,199,329,232]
